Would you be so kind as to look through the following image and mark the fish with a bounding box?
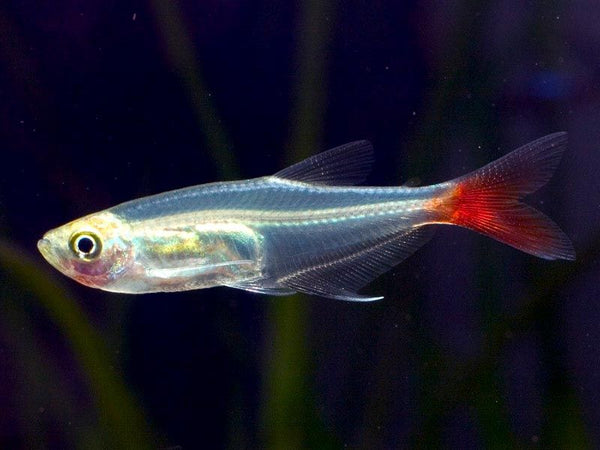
[37,132,575,301]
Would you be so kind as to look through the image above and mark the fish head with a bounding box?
[38,211,135,290]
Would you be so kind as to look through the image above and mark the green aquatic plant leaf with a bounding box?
[0,240,154,449]
[261,0,337,447]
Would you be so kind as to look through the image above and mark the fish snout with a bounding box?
[37,237,52,258]
[37,236,66,272]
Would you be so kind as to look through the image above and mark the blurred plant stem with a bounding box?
[0,240,154,449]
[149,0,237,179]
[261,1,335,449]
[262,296,310,450]
[285,0,334,165]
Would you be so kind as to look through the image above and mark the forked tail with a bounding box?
[438,132,575,260]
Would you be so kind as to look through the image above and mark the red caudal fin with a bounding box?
[441,132,575,260]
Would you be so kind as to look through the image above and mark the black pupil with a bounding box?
[77,236,95,254]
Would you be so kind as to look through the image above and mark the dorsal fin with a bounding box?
[273,140,375,185]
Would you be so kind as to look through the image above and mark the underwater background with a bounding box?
[1,0,599,448]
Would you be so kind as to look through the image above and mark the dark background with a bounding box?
[1,0,599,448]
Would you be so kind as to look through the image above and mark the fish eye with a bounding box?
[69,231,102,260]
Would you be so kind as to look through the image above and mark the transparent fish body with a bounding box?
[38,135,574,301]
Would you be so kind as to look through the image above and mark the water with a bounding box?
[0,1,597,448]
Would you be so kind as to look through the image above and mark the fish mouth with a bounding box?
[37,238,52,260]
[37,237,66,272]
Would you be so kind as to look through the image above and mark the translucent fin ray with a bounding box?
[274,140,375,185]
[276,226,434,301]
[445,132,575,260]
[225,282,297,296]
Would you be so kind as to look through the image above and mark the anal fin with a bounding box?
[276,226,434,301]
[226,281,297,296]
